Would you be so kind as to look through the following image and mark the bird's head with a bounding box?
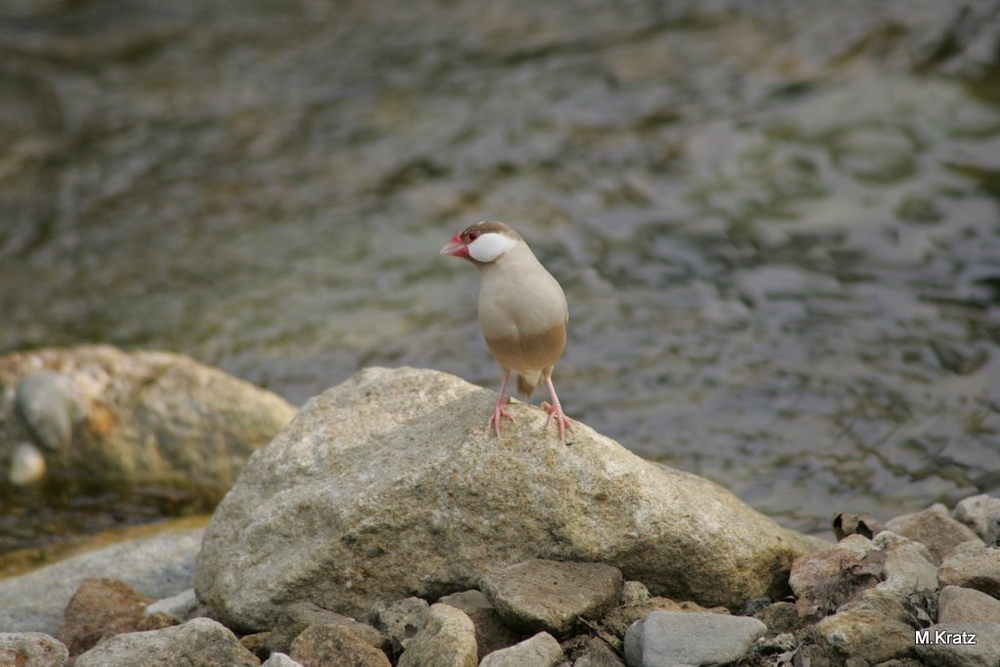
[440,221,521,264]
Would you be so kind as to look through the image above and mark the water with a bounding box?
[0,0,999,549]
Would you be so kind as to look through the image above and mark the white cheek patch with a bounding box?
[468,232,516,263]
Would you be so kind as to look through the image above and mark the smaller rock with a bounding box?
[914,622,1000,667]
[398,603,477,667]
[938,585,1000,624]
[753,601,802,634]
[479,559,623,637]
[954,495,1000,546]
[143,588,202,622]
[437,590,519,659]
[479,631,563,667]
[624,611,765,667]
[73,617,258,667]
[0,632,69,667]
[885,504,982,564]
[9,441,46,485]
[812,588,917,664]
[564,636,624,667]
[16,371,78,453]
[939,541,1000,598]
[370,597,429,656]
[261,653,303,667]
[59,578,154,656]
[267,601,383,656]
[602,597,729,646]
[832,512,884,541]
[620,581,650,606]
[290,624,390,667]
[875,533,938,600]
[788,534,883,618]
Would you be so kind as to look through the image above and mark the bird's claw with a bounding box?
[541,401,572,443]
[489,396,514,437]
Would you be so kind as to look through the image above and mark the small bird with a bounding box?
[440,221,571,441]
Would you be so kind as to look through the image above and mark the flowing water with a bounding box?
[1,0,999,552]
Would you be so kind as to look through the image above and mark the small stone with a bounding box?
[885,504,982,564]
[753,601,802,634]
[938,585,1000,624]
[876,536,938,600]
[624,611,765,667]
[73,617,258,667]
[397,603,477,667]
[788,534,882,618]
[479,631,563,667]
[261,653,303,667]
[954,495,1000,546]
[437,590,519,660]
[267,601,383,656]
[812,588,916,664]
[9,442,46,485]
[0,632,69,667]
[620,581,650,605]
[143,588,202,623]
[914,622,1000,667]
[565,636,624,667]
[370,597,429,657]
[290,624,390,667]
[939,541,1000,598]
[832,512,884,541]
[479,559,623,637]
[15,371,78,453]
[59,578,154,656]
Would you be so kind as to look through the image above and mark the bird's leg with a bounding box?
[541,375,571,442]
[489,371,514,437]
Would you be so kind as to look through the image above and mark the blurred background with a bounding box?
[1,0,999,546]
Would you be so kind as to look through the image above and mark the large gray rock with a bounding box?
[0,345,296,493]
[0,527,203,635]
[624,611,766,667]
[195,367,825,630]
[74,617,258,667]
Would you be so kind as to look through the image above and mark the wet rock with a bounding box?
[623,611,766,667]
[0,632,68,667]
[788,534,883,618]
[954,494,1000,546]
[73,617,258,667]
[266,601,383,656]
[480,559,622,638]
[261,653,302,667]
[811,588,917,664]
[397,603,477,667]
[437,590,520,660]
[479,631,562,667]
[195,368,823,630]
[914,622,1000,667]
[0,346,296,494]
[143,588,203,623]
[370,597,429,657]
[938,585,1000,624]
[59,578,154,656]
[289,624,390,667]
[0,527,202,635]
[939,541,1000,597]
[884,503,982,564]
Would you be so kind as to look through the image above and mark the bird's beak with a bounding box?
[440,232,469,258]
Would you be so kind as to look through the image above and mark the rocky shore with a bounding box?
[1,362,999,666]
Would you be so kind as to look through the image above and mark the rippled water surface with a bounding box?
[1,0,999,543]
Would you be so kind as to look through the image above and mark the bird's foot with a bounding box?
[541,401,571,443]
[489,395,514,437]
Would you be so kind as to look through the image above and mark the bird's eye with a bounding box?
[466,230,481,242]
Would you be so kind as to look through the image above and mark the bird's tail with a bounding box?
[516,370,542,398]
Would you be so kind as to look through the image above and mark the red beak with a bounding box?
[440,232,469,258]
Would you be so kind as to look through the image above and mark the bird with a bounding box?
[440,220,571,441]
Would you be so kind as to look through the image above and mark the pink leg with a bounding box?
[541,376,571,442]
[489,371,514,437]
